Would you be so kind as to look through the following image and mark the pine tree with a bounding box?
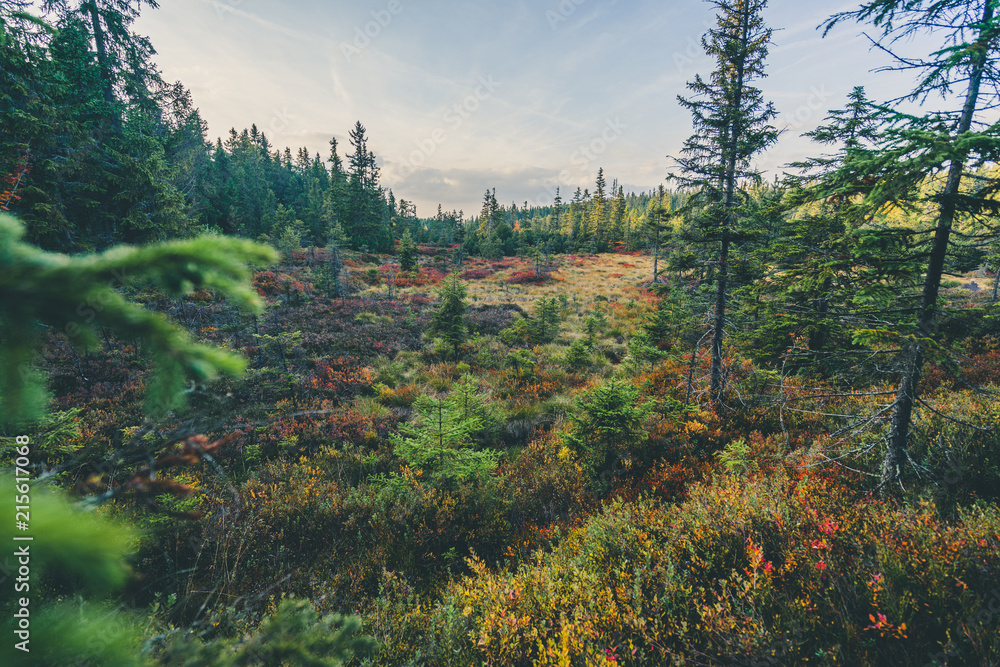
[671,0,779,400]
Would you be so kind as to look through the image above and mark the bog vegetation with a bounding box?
[2,0,1000,665]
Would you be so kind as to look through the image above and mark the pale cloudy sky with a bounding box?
[134,0,936,217]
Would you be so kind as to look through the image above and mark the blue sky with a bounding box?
[134,0,936,217]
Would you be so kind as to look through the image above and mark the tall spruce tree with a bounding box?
[755,87,907,370]
[670,0,779,401]
[823,0,1000,493]
[346,121,387,251]
[642,185,672,284]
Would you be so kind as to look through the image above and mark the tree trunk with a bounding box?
[880,0,993,493]
[709,3,749,401]
[992,260,999,302]
[710,236,730,397]
[810,275,833,352]
[86,2,116,111]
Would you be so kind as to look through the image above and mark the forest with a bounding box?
[1,0,1000,665]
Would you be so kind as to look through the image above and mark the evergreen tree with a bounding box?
[671,0,779,400]
[453,215,466,267]
[160,598,373,666]
[345,121,388,251]
[390,391,499,489]
[823,0,1000,492]
[590,167,608,250]
[398,228,417,272]
[428,273,468,359]
[610,185,626,249]
[315,242,346,299]
[749,87,905,368]
[642,185,672,284]
[563,379,652,478]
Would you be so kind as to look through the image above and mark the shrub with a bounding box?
[156,598,373,666]
[506,270,549,285]
[460,268,493,280]
[407,469,1000,666]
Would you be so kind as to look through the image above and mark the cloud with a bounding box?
[136,0,948,218]
[385,165,560,215]
[194,0,316,43]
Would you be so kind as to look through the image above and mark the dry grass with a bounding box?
[462,254,656,311]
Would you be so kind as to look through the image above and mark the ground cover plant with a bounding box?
[5,224,999,665]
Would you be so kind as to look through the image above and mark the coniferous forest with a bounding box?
[2,1,1000,665]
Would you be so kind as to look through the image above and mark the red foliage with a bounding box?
[461,268,494,280]
[253,270,309,298]
[612,245,643,256]
[506,270,551,285]
[394,267,446,288]
[1,145,30,211]
[308,357,374,397]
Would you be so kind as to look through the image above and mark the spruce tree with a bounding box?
[823,0,1000,492]
[390,392,499,489]
[670,0,779,401]
[563,379,652,478]
[345,121,388,251]
[428,273,468,360]
[591,167,608,251]
[398,228,417,273]
[753,87,909,370]
[642,185,672,284]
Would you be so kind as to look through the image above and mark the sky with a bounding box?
[133,0,939,218]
